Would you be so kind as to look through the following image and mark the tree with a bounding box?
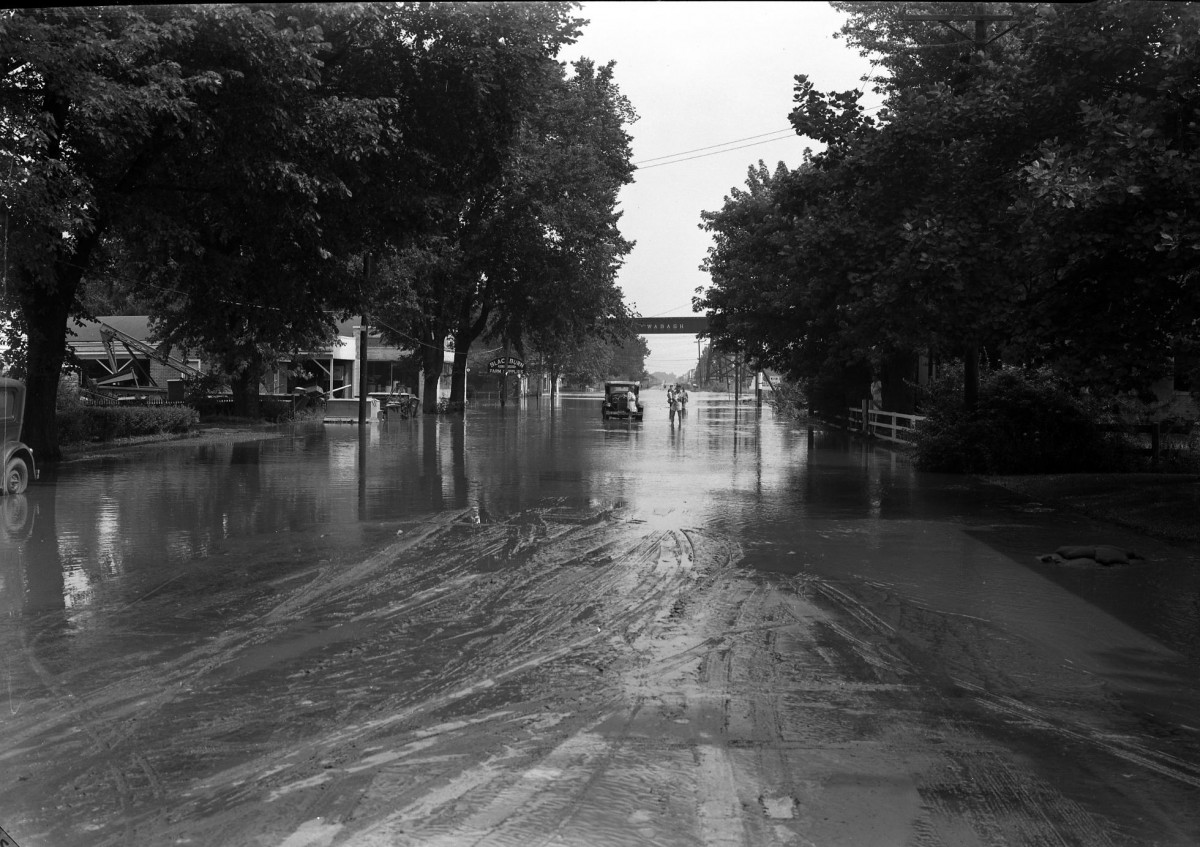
[1006,1,1200,393]
[697,1,1200,415]
[2,3,589,452]
[530,334,612,396]
[2,7,219,457]
[375,56,636,413]
[133,5,384,417]
[608,334,649,382]
[141,4,591,416]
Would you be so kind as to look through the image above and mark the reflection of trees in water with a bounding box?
[3,489,70,674]
[445,418,468,509]
[46,437,336,590]
[783,429,933,522]
[415,418,469,514]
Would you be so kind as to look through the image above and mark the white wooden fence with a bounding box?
[847,404,926,443]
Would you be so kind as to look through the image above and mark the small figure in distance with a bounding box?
[668,384,680,425]
[678,384,689,420]
[625,386,638,417]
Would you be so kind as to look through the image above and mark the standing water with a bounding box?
[2,391,1199,846]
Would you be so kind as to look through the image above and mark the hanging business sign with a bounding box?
[487,356,526,374]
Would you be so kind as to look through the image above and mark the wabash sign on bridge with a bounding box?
[631,316,708,334]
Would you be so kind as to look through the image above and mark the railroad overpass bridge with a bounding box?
[630,315,753,391]
[631,316,709,335]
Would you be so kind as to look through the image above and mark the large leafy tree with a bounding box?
[139,3,586,417]
[375,55,636,413]
[132,5,381,417]
[608,334,650,383]
[1005,1,1200,392]
[2,2,589,454]
[486,59,636,371]
[697,1,1200,413]
[2,7,218,457]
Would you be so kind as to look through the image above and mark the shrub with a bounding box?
[180,372,229,405]
[58,403,196,444]
[912,364,1125,474]
[55,380,93,444]
[766,379,807,418]
[260,398,295,423]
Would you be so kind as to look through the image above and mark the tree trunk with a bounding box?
[19,277,74,462]
[17,215,104,461]
[231,364,262,419]
[449,300,489,410]
[963,344,979,413]
[421,343,443,414]
[450,347,469,413]
[880,350,919,413]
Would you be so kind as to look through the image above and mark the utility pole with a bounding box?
[358,253,373,427]
[734,354,741,414]
[899,4,1016,412]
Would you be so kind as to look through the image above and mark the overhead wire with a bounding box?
[633,128,796,165]
[635,134,802,170]
[633,103,887,171]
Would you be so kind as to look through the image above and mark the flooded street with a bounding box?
[3,392,1200,847]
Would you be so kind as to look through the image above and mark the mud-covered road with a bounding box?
[2,393,1200,846]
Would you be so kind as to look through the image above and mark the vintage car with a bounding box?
[601,381,644,421]
[1,378,37,495]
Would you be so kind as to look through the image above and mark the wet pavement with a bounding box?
[2,392,1200,846]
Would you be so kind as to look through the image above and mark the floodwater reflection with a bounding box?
[2,391,1199,669]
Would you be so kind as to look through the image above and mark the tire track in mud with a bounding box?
[53,505,737,846]
[8,620,169,836]
[799,574,1196,847]
[960,680,1200,790]
[1,510,490,837]
[9,502,1197,846]
[334,522,749,847]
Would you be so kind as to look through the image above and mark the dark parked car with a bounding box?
[2,378,37,495]
[601,381,644,421]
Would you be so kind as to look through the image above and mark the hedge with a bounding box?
[912,364,1127,474]
[58,404,197,444]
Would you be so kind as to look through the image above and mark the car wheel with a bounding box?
[4,457,29,495]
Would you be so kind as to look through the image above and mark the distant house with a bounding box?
[67,316,204,398]
[65,316,445,403]
[62,315,578,408]
[1143,352,1199,424]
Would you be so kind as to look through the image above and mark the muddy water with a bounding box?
[2,392,1200,846]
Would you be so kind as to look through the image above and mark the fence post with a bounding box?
[861,399,870,434]
[1151,422,1161,470]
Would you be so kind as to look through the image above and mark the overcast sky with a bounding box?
[558,1,879,377]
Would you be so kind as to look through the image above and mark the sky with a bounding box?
[558,1,879,377]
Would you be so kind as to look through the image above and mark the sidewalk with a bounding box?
[985,472,1200,545]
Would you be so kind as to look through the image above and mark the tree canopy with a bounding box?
[696,1,1200,410]
[2,2,636,455]
[373,55,637,411]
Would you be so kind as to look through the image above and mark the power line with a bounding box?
[645,305,700,318]
[633,104,887,171]
[634,128,795,165]
[636,134,801,171]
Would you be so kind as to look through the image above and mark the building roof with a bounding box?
[70,315,152,342]
[68,315,416,360]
